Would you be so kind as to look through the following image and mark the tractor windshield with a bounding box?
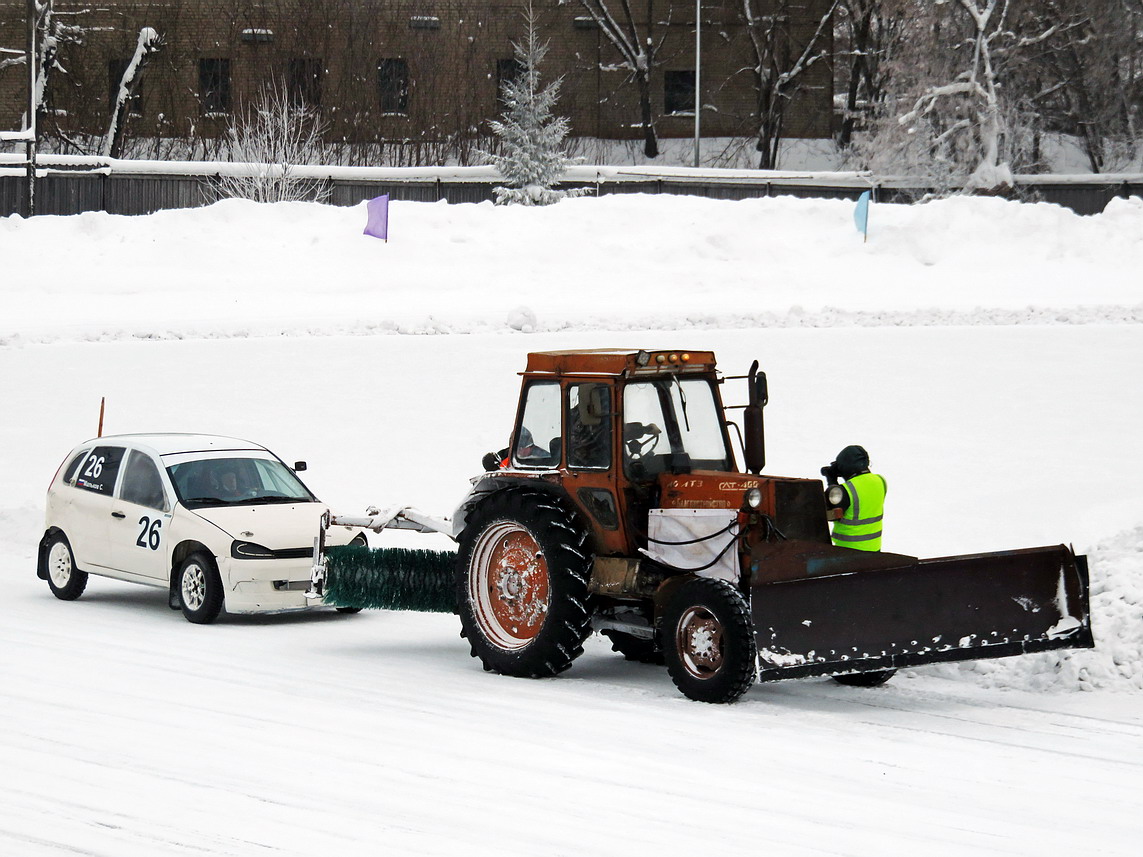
[622,377,732,480]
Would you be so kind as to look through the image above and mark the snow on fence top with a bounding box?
[2,153,1140,188]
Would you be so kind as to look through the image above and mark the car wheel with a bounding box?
[663,577,757,703]
[176,552,224,624]
[456,491,592,678]
[833,669,897,687]
[45,533,88,601]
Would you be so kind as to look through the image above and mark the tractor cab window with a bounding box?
[568,383,611,469]
[514,381,561,468]
[622,378,731,480]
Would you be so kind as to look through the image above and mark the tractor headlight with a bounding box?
[826,485,846,507]
[745,487,763,510]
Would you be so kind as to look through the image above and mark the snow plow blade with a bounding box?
[749,542,1093,682]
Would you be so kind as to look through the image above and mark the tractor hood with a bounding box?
[191,502,328,550]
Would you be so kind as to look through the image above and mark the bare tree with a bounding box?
[1016,0,1143,173]
[741,0,838,169]
[835,0,904,149]
[572,0,672,158]
[217,84,330,203]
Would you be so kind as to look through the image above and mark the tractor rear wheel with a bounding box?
[663,577,756,703]
[457,492,592,678]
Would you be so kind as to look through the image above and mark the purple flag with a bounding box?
[363,194,390,241]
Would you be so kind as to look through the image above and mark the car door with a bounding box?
[67,445,127,571]
[109,449,173,582]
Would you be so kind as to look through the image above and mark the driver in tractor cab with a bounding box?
[821,445,886,551]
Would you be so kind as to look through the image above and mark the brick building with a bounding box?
[0,1,834,164]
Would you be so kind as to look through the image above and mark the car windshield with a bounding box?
[167,456,317,508]
[622,377,732,480]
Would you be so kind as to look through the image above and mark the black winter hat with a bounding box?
[834,445,870,479]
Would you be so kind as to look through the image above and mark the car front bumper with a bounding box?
[221,555,330,614]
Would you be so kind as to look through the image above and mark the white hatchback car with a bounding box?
[38,433,363,623]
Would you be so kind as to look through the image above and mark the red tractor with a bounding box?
[317,349,1092,703]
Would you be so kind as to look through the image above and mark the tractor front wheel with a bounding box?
[663,577,756,703]
[457,492,592,678]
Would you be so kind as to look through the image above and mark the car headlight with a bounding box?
[826,485,846,507]
[231,540,275,559]
[744,487,763,510]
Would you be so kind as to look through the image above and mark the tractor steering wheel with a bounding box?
[624,423,661,461]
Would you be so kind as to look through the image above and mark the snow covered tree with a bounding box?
[853,0,1087,191]
[217,84,331,203]
[103,26,163,158]
[488,3,587,206]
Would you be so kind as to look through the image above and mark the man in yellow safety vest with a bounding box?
[821,445,886,551]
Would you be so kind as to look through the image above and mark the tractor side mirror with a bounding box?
[293,461,307,472]
[744,362,766,474]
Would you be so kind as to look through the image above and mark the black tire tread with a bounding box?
[177,551,225,625]
[663,576,757,703]
[45,533,88,601]
[456,490,593,679]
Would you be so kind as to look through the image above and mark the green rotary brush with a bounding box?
[322,545,456,613]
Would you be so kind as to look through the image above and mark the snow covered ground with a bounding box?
[1,194,1141,855]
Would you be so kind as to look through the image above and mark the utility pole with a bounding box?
[25,0,38,217]
[693,0,701,168]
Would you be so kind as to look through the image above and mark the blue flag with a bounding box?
[854,190,871,241]
[363,194,390,241]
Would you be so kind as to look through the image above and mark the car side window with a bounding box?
[120,450,168,511]
[62,450,90,485]
[74,446,125,496]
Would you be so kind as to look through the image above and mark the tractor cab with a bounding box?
[493,349,742,554]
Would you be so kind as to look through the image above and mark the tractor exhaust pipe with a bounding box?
[743,360,767,474]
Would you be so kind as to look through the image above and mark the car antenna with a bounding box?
[97,397,105,437]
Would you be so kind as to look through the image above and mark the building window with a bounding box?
[664,70,696,115]
[199,58,231,113]
[378,58,409,114]
[495,57,523,103]
[287,58,323,107]
[107,59,143,117]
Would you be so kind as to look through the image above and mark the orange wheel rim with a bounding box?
[470,522,551,650]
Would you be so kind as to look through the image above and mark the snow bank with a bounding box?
[2,193,1141,345]
[927,526,1143,692]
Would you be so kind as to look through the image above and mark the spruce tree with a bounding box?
[488,4,588,206]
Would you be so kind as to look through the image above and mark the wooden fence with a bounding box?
[2,162,1140,217]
